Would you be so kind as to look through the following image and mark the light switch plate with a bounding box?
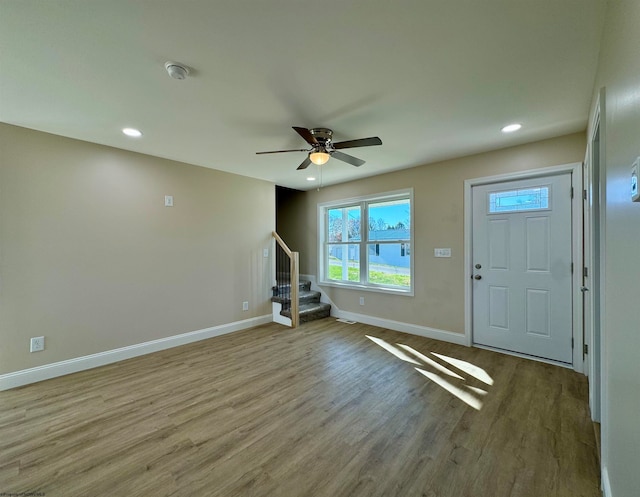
[434,248,451,258]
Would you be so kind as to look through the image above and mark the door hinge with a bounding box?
[571,337,574,349]
[570,187,574,198]
[571,262,574,274]
[583,189,588,200]
[584,343,589,355]
[583,267,588,278]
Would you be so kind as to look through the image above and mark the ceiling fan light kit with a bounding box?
[310,150,330,165]
[256,126,382,171]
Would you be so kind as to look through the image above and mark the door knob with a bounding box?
[474,274,482,280]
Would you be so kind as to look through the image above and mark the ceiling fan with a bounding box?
[256,127,382,170]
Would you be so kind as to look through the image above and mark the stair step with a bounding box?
[281,302,331,323]
[299,290,321,304]
[271,290,321,305]
[272,279,330,324]
[272,280,311,296]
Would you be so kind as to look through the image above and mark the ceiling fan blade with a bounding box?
[292,126,318,146]
[256,149,308,155]
[333,137,382,150]
[332,151,365,167]
[296,156,313,170]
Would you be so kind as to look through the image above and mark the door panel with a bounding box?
[489,286,510,329]
[488,219,510,269]
[526,217,550,271]
[472,173,573,363]
[526,289,550,336]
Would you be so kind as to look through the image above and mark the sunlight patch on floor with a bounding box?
[466,385,489,396]
[430,352,494,386]
[415,368,484,410]
[365,335,420,365]
[397,344,464,380]
[366,335,493,410]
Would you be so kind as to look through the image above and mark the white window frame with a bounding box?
[317,188,414,296]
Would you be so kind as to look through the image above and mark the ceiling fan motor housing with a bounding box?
[310,128,333,144]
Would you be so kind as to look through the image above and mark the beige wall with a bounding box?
[280,132,586,334]
[591,0,640,494]
[0,124,275,375]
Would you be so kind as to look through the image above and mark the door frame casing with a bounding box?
[584,104,602,421]
[586,88,607,440]
[463,162,584,373]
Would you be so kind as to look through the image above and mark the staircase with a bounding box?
[272,279,331,324]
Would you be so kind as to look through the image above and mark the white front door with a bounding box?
[472,173,573,363]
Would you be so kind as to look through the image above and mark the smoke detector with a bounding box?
[164,62,189,80]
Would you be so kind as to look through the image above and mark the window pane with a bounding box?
[328,206,361,242]
[367,243,410,288]
[327,244,360,282]
[489,187,549,213]
[368,199,410,241]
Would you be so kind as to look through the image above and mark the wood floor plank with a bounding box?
[0,319,600,496]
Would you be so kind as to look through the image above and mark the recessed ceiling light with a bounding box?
[122,127,143,137]
[501,123,522,133]
[306,176,316,181]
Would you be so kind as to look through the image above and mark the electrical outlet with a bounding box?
[359,296,365,306]
[242,301,249,311]
[263,248,269,258]
[30,336,45,352]
[164,195,174,207]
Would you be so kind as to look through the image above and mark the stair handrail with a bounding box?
[272,231,299,328]
[273,231,293,257]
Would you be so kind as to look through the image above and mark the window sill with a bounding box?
[318,279,414,297]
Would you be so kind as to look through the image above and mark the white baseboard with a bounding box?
[299,274,465,346]
[333,309,467,346]
[602,466,612,497]
[0,315,271,391]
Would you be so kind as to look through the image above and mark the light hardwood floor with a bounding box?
[0,319,600,496]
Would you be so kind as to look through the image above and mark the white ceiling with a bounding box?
[1,0,606,191]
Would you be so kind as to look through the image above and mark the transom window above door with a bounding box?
[488,186,551,213]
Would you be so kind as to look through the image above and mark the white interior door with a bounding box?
[472,173,573,363]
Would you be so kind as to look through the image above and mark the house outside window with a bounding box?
[318,189,413,295]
